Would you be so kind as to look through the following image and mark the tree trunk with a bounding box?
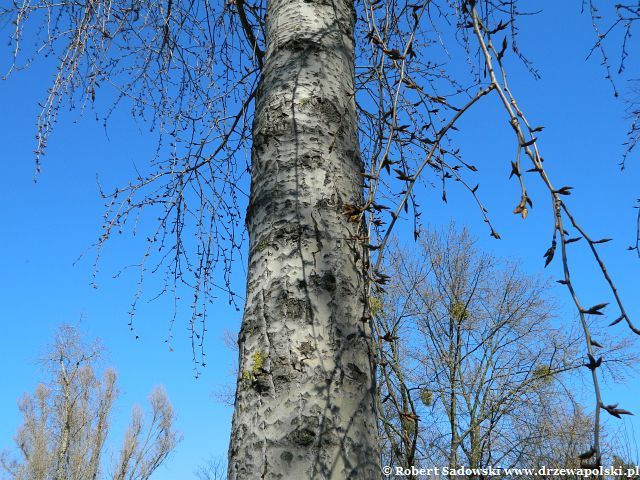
[448,315,459,478]
[55,360,71,480]
[227,0,379,477]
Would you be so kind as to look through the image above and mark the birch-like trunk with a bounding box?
[227,0,379,476]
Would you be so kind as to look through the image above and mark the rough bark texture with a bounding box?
[227,0,379,477]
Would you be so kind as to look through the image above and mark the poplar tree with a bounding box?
[1,326,179,480]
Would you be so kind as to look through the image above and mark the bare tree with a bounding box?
[194,455,227,480]
[610,423,640,480]
[374,226,636,476]
[2,0,639,475]
[517,406,594,480]
[1,325,180,480]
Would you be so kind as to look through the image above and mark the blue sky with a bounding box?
[1,1,639,477]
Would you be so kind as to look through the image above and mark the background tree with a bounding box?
[520,409,640,480]
[194,455,227,480]
[515,406,593,480]
[1,325,180,480]
[374,226,635,477]
[598,422,640,480]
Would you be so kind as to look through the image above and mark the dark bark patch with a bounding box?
[298,341,315,357]
[278,293,308,320]
[298,96,342,125]
[279,37,323,57]
[273,225,304,245]
[298,152,321,168]
[280,450,293,466]
[254,375,272,395]
[302,0,332,6]
[271,357,294,393]
[291,427,316,446]
[312,271,337,292]
[346,362,366,383]
[316,198,330,209]
[272,374,292,393]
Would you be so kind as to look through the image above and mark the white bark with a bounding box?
[227,0,379,477]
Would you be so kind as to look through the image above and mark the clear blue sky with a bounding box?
[1,1,639,477]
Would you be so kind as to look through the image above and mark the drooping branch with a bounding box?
[466,2,636,466]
